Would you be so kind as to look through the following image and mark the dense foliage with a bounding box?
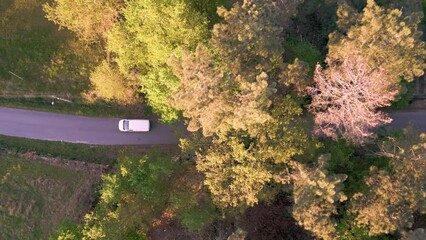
[351,130,426,235]
[4,0,425,239]
[292,155,348,240]
[54,150,218,239]
[44,0,124,42]
[106,0,209,121]
[329,0,426,89]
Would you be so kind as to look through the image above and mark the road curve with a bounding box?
[0,107,183,145]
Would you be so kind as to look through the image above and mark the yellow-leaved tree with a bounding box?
[291,154,348,240]
[350,130,426,236]
[328,0,426,91]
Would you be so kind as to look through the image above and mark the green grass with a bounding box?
[0,1,151,119]
[0,0,151,119]
[0,151,99,240]
[0,96,152,118]
[0,0,100,97]
[0,0,60,81]
[0,134,124,165]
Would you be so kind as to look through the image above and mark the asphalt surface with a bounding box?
[0,107,183,145]
[0,107,424,145]
[388,110,426,133]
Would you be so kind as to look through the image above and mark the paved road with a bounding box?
[388,110,426,132]
[0,107,183,145]
[0,107,424,145]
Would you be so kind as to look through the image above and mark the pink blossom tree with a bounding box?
[308,57,398,144]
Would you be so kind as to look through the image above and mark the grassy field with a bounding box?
[0,0,144,117]
[0,150,107,240]
[0,0,100,96]
[0,134,179,239]
[0,134,178,165]
[0,134,128,165]
[0,96,151,118]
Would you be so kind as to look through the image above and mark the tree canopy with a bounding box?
[292,154,347,240]
[309,56,398,144]
[43,0,124,41]
[169,0,311,208]
[36,0,426,239]
[106,0,209,121]
[351,130,426,235]
[328,0,426,90]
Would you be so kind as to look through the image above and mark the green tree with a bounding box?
[107,0,208,121]
[169,0,310,136]
[328,0,426,91]
[106,22,149,77]
[168,45,230,135]
[283,38,323,77]
[196,136,274,208]
[53,151,177,239]
[280,58,311,94]
[350,130,426,236]
[43,0,123,42]
[292,154,348,240]
[335,0,360,31]
[54,150,219,239]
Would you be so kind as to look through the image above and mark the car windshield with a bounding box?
[123,120,129,130]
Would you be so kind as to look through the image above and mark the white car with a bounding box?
[118,119,150,132]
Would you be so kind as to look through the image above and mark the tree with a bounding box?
[291,154,348,240]
[335,0,360,31]
[195,96,308,208]
[328,0,426,91]
[54,150,219,239]
[350,130,426,235]
[89,61,135,103]
[169,0,310,135]
[169,45,274,136]
[309,56,398,144]
[106,22,149,77]
[106,0,208,121]
[280,58,311,94]
[43,0,124,42]
[196,136,274,208]
[168,45,230,135]
[211,0,284,80]
[169,0,311,208]
[140,68,182,122]
[78,151,179,239]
